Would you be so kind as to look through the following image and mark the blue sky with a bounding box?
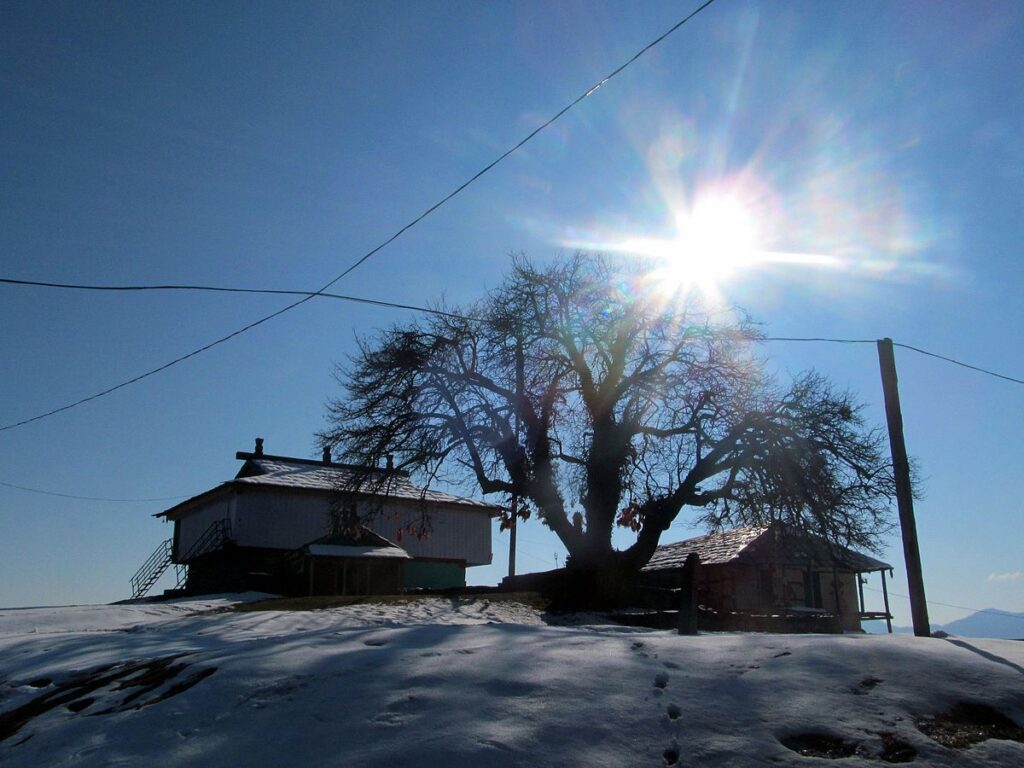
[1,1,1021,624]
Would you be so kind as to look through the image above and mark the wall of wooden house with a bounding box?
[363,502,492,566]
[176,487,492,568]
[306,557,403,596]
[231,489,330,550]
[687,563,861,629]
[174,494,233,561]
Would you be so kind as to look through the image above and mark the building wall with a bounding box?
[307,557,404,596]
[403,560,466,590]
[776,565,861,628]
[232,489,331,550]
[175,494,233,560]
[176,487,492,566]
[364,503,492,566]
[649,561,863,630]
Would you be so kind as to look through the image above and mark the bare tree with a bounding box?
[321,254,894,589]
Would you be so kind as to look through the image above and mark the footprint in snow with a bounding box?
[663,740,680,766]
[653,672,669,689]
[363,638,388,647]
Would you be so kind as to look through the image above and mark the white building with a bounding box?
[138,439,499,598]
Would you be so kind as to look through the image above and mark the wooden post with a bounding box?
[508,325,525,579]
[308,559,315,596]
[858,574,866,614]
[678,553,700,635]
[881,569,893,634]
[877,338,931,638]
[831,566,842,631]
[508,494,518,579]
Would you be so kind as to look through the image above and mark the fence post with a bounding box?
[678,553,700,635]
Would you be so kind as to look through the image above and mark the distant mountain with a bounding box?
[939,609,1024,640]
[863,609,1024,639]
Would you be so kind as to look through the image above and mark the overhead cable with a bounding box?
[0,479,190,503]
[0,278,471,319]
[893,342,1024,387]
[0,0,720,433]
[864,585,1024,625]
[4,277,1022,404]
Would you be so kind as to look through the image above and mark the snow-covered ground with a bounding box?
[1,595,1021,767]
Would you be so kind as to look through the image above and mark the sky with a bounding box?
[1,0,1022,625]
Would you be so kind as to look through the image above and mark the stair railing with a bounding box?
[129,518,233,599]
[129,539,174,599]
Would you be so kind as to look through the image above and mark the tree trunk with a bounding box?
[550,551,638,611]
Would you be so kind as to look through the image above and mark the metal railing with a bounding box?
[128,518,232,599]
[182,518,232,561]
[129,539,174,599]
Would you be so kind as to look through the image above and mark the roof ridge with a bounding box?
[237,452,411,477]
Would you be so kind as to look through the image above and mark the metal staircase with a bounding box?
[129,519,232,599]
[129,539,177,599]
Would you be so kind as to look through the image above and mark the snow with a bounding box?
[1,595,1022,767]
[306,544,411,559]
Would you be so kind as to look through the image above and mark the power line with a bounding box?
[0,1,719,434]
[864,585,1024,624]
[0,479,190,503]
[0,278,471,320]
[3,275,1021,433]
[893,342,1024,387]
[761,336,1024,388]
[762,336,875,345]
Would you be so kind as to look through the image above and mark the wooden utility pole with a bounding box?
[876,338,931,637]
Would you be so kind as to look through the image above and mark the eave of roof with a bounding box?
[154,483,233,519]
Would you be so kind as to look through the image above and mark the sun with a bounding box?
[645,194,760,299]
[558,186,792,303]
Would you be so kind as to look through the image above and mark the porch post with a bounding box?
[881,570,893,634]
[831,566,842,631]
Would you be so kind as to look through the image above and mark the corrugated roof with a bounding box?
[234,458,499,511]
[644,524,891,573]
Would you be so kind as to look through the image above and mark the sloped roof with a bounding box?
[303,527,411,560]
[644,526,768,569]
[156,452,501,519]
[234,457,498,511]
[644,525,891,573]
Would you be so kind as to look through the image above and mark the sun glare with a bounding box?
[668,195,759,292]
[625,193,762,301]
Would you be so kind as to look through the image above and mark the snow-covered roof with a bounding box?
[644,524,891,573]
[157,451,500,519]
[303,527,411,560]
[234,457,498,511]
[306,544,411,559]
[645,526,767,568]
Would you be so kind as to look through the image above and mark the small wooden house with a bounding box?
[643,524,894,632]
[146,439,500,597]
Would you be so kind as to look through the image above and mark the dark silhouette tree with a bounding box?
[321,255,894,593]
